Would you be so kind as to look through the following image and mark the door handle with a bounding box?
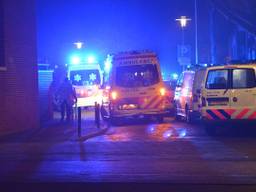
[233,97,238,102]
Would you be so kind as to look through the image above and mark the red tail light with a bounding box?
[111,91,118,100]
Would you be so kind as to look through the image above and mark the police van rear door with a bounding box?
[204,68,232,120]
[230,67,256,120]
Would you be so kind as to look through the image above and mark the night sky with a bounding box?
[37,0,200,74]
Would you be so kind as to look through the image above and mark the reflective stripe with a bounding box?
[225,109,236,116]
[235,108,250,119]
[143,96,158,109]
[211,109,227,120]
[206,110,220,120]
[218,109,231,119]
[206,112,214,120]
[249,112,256,119]
[205,109,256,120]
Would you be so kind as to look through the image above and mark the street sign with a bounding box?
[177,45,191,66]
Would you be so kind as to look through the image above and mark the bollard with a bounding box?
[95,102,100,129]
[78,107,81,138]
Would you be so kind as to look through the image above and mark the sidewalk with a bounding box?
[0,110,108,143]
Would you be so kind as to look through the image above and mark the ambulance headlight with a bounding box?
[160,88,166,96]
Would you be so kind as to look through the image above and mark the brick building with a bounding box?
[0,0,39,135]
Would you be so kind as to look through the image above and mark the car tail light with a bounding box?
[160,88,166,96]
[111,91,118,100]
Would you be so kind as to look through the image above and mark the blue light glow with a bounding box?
[71,56,81,65]
[87,55,96,64]
[172,73,178,80]
[163,130,173,138]
[104,60,111,73]
[179,130,187,138]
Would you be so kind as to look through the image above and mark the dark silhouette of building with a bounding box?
[0,0,39,135]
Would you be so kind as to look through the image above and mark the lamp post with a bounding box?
[194,0,199,65]
[176,16,191,71]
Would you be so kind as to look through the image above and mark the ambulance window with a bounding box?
[206,70,228,89]
[232,69,256,89]
[116,64,159,87]
[70,69,100,86]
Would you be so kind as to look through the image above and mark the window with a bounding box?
[206,70,228,89]
[232,69,256,89]
[176,73,184,87]
[0,0,4,68]
[70,70,101,86]
[116,64,159,88]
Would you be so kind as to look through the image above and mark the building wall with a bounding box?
[0,0,39,135]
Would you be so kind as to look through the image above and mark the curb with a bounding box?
[78,126,109,142]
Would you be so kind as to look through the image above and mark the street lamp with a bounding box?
[74,41,83,49]
[194,0,199,65]
[176,16,191,71]
[176,16,191,28]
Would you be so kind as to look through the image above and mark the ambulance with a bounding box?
[101,51,172,123]
[68,63,103,107]
[200,64,256,133]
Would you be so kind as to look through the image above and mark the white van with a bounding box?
[201,64,256,133]
[101,51,172,123]
[174,69,206,123]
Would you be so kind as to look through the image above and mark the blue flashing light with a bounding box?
[87,55,96,64]
[104,59,112,73]
[172,73,179,80]
[71,56,81,65]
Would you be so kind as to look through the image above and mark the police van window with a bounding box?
[116,64,159,88]
[206,70,228,89]
[232,69,256,89]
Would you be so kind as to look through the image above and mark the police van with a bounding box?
[101,51,172,123]
[201,64,256,133]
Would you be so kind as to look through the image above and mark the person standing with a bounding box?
[56,77,77,121]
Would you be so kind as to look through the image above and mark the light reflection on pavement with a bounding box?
[88,118,199,142]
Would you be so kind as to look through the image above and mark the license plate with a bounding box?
[119,104,138,110]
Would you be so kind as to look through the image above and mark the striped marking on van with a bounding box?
[206,109,256,120]
[141,96,164,109]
